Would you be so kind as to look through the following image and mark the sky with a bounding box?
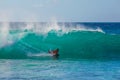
[0,0,120,22]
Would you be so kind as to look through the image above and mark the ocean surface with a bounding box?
[0,22,120,80]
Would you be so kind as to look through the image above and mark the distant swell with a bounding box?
[0,30,120,60]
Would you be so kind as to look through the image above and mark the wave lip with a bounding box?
[30,22,105,34]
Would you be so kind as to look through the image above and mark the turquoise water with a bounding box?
[0,59,120,80]
[0,22,120,80]
[1,31,120,59]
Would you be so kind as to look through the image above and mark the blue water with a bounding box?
[0,59,120,80]
[0,22,120,80]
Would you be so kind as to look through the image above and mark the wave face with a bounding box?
[0,22,120,59]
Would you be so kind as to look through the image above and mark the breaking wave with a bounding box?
[0,22,120,60]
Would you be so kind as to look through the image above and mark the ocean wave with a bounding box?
[0,30,120,59]
[0,22,105,48]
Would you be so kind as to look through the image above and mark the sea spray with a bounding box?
[0,22,10,47]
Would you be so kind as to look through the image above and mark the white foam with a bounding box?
[0,22,25,48]
[30,22,105,35]
[18,22,104,37]
[0,22,10,47]
[28,53,51,57]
